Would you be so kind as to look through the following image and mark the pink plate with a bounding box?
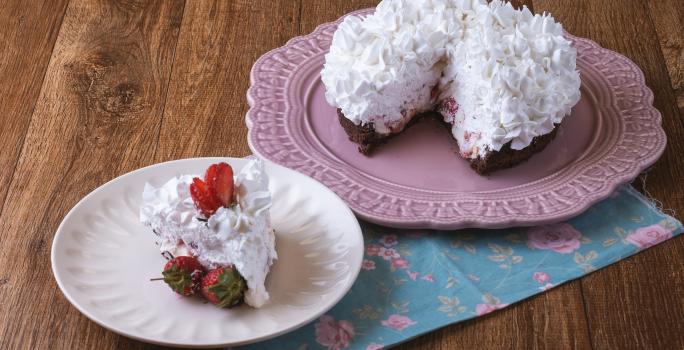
[246,9,666,229]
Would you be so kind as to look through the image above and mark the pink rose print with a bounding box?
[475,303,509,316]
[366,244,382,256]
[391,257,409,269]
[527,223,582,254]
[380,234,398,247]
[378,247,400,261]
[421,274,434,282]
[625,224,673,249]
[366,343,384,350]
[539,283,554,291]
[407,270,418,281]
[533,272,551,284]
[315,315,355,350]
[362,259,376,271]
[381,314,417,331]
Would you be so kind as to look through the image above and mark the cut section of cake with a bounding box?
[321,0,581,174]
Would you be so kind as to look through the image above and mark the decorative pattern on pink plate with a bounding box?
[246,9,666,230]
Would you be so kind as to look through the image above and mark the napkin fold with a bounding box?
[241,185,682,350]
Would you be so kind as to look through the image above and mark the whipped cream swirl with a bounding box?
[140,159,277,308]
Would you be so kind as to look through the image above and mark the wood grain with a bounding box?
[0,1,69,215]
[299,0,377,33]
[533,0,684,349]
[0,0,184,348]
[0,0,682,349]
[647,0,684,112]
[154,0,300,162]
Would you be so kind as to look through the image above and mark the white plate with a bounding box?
[51,157,364,348]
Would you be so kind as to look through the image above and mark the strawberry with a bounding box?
[190,162,235,218]
[152,256,205,296]
[201,266,246,308]
[190,177,220,217]
[204,164,219,192]
[205,162,235,207]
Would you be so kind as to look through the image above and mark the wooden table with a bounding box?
[1,0,682,349]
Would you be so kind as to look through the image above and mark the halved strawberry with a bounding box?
[205,162,234,207]
[190,177,220,217]
[204,164,219,191]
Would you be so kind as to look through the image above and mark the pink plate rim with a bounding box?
[245,9,666,229]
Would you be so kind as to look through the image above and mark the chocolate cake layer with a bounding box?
[469,127,558,175]
[337,109,429,155]
[338,109,560,174]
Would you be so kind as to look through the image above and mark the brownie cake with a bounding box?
[321,0,581,174]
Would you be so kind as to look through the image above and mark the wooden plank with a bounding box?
[533,1,684,349]
[579,242,684,349]
[154,0,300,162]
[299,0,377,34]
[0,0,185,349]
[508,0,535,11]
[646,0,684,94]
[0,0,69,215]
[647,0,684,116]
[299,0,535,34]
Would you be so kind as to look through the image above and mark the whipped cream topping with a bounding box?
[440,1,581,155]
[140,159,277,308]
[321,0,581,155]
[321,1,452,132]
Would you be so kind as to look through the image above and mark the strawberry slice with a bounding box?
[204,164,219,191]
[205,162,234,207]
[190,177,220,217]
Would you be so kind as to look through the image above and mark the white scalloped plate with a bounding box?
[51,157,363,348]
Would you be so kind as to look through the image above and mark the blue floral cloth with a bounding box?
[241,186,682,350]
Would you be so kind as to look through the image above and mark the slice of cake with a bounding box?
[321,0,581,174]
[140,159,277,308]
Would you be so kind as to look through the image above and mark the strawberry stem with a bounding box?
[149,277,165,281]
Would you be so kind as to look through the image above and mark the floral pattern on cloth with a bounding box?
[240,186,682,350]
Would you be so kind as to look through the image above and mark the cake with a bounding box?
[140,159,277,308]
[321,0,581,174]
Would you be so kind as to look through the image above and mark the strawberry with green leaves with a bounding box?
[152,256,205,296]
[201,266,247,308]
